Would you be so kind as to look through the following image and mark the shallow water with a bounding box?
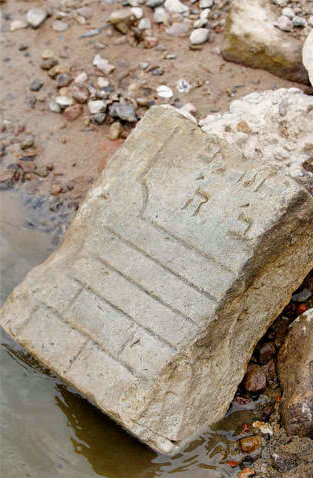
[0,190,260,478]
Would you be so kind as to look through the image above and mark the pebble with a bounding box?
[109,121,122,140]
[147,0,164,8]
[79,28,102,39]
[110,103,137,122]
[88,100,107,114]
[76,7,93,19]
[259,342,276,364]
[109,9,135,33]
[10,20,27,31]
[164,0,189,14]
[239,435,261,454]
[56,73,72,88]
[21,135,34,150]
[275,15,293,32]
[52,21,69,32]
[97,77,110,88]
[92,113,106,124]
[55,96,74,109]
[40,58,58,70]
[154,7,168,23]
[26,8,47,28]
[166,22,190,36]
[272,0,288,6]
[244,364,267,393]
[29,79,43,91]
[143,36,158,48]
[49,100,62,113]
[292,288,312,303]
[199,0,213,8]
[252,421,273,436]
[131,7,143,19]
[156,85,173,98]
[138,18,151,30]
[75,72,88,84]
[41,49,54,59]
[282,7,294,19]
[64,104,83,121]
[292,16,307,28]
[93,54,115,75]
[189,28,210,45]
[238,468,255,478]
[177,78,191,93]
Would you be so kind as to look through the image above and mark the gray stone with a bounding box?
[166,22,190,36]
[26,8,47,28]
[54,96,74,108]
[154,7,168,23]
[164,0,189,14]
[147,0,164,8]
[275,15,293,32]
[199,88,313,192]
[29,79,43,91]
[303,30,313,87]
[189,28,210,45]
[138,18,151,30]
[293,16,307,28]
[93,54,115,75]
[52,21,69,32]
[282,7,295,19]
[278,309,313,438]
[222,0,309,84]
[110,103,137,122]
[2,106,313,455]
[88,100,107,114]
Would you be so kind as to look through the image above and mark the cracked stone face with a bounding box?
[1,106,313,455]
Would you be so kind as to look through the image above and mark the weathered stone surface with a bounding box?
[1,106,313,455]
[200,88,313,194]
[222,0,309,84]
[303,30,313,87]
[278,308,313,438]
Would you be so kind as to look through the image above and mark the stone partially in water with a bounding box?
[1,106,313,455]
[222,0,309,84]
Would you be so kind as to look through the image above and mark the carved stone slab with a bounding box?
[1,106,313,455]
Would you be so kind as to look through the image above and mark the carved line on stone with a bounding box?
[95,255,200,327]
[64,336,90,374]
[102,225,218,303]
[143,218,237,276]
[68,276,178,352]
[40,303,145,380]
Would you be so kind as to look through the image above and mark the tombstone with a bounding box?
[1,106,313,454]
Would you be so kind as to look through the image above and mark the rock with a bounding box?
[52,21,69,32]
[240,435,261,454]
[56,73,72,88]
[29,79,43,92]
[40,58,58,71]
[138,18,151,30]
[222,0,309,84]
[278,308,313,438]
[10,20,27,31]
[238,468,255,478]
[109,9,135,34]
[64,104,83,121]
[156,85,173,98]
[109,121,122,140]
[259,342,276,365]
[72,85,89,104]
[2,106,313,455]
[166,22,190,36]
[55,96,74,109]
[176,79,191,93]
[110,103,137,122]
[26,8,47,28]
[75,72,88,84]
[282,7,295,19]
[293,16,307,28]
[189,28,210,45]
[143,36,158,48]
[21,135,34,150]
[154,7,168,23]
[93,55,115,75]
[199,88,313,193]
[164,0,189,15]
[303,30,313,87]
[49,100,62,113]
[41,49,54,59]
[97,77,110,88]
[92,113,106,125]
[199,0,213,8]
[131,7,143,19]
[0,170,15,190]
[244,365,267,393]
[88,100,106,115]
[275,15,293,32]
[76,7,92,19]
[147,0,164,8]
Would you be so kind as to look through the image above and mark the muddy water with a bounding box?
[1,191,260,478]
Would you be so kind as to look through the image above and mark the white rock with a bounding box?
[176,79,192,93]
[293,16,308,28]
[200,8,210,20]
[156,85,173,98]
[52,21,69,32]
[199,0,213,8]
[138,18,151,30]
[26,8,47,28]
[154,7,168,23]
[303,30,313,87]
[55,96,74,108]
[10,20,28,31]
[93,54,115,75]
[282,7,295,19]
[97,77,110,88]
[164,0,189,14]
[88,100,107,114]
[275,15,293,32]
[272,0,287,6]
[49,100,62,113]
[189,28,210,45]
[131,7,143,19]
[75,72,88,84]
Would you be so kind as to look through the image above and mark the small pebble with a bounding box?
[64,104,83,121]
[10,20,27,31]
[239,435,261,454]
[275,15,293,32]
[292,16,307,28]
[30,79,43,91]
[88,100,107,114]
[189,28,210,45]
[26,8,47,28]
[156,85,173,98]
[52,21,69,32]
[109,121,122,140]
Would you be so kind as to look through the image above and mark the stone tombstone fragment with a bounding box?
[1,106,313,455]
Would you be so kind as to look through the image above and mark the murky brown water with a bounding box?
[0,190,261,478]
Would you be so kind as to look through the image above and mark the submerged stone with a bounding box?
[1,106,313,455]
